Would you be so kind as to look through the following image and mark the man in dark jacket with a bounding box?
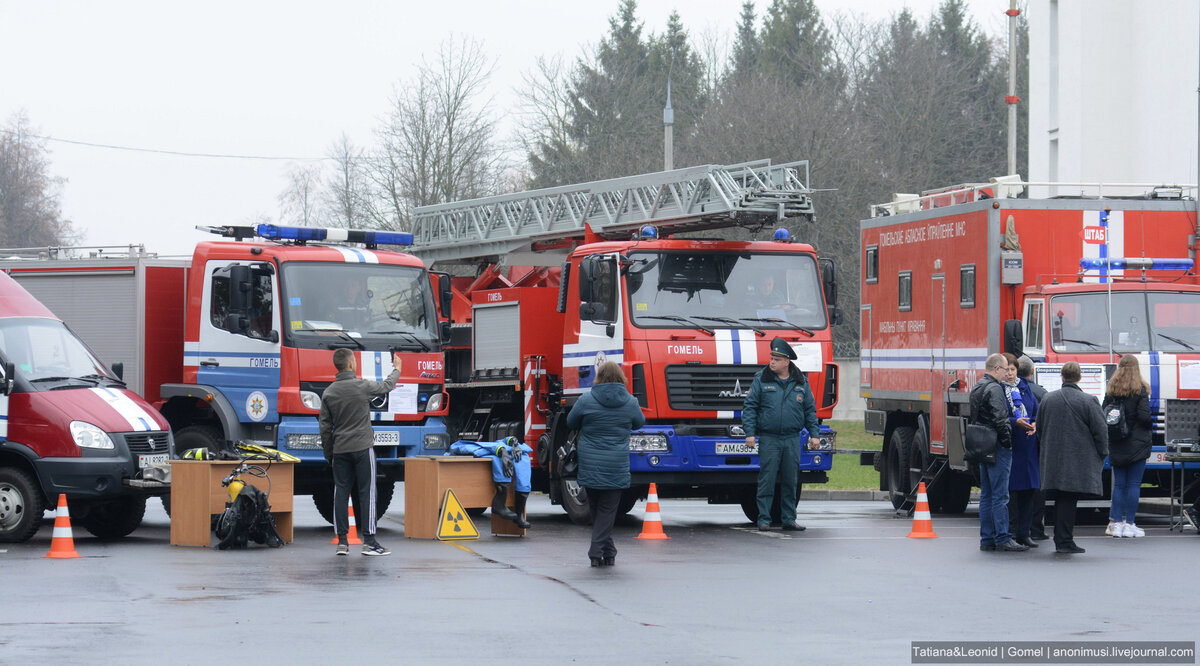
[1036,361,1109,554]
[742,337,820,532]
[319,348,402,556]
[970,353,1026,552]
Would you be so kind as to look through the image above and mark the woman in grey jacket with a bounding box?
[566,361,646,567]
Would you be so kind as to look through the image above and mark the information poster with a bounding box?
[1034,363,1109,402]
[388,383,418,414]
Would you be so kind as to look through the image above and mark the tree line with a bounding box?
[2,0,1027,354]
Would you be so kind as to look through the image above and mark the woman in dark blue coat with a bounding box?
[1005,353,1040,548]
[566,361,646,567]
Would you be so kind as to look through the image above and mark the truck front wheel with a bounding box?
[174,424,224,458]
[886,426,915,509]
[0,467,46,543]
[312,482,394,524]
[78,496,147,539]
[558,478,591,525]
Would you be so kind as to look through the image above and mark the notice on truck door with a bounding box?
[1034,363,1108,402]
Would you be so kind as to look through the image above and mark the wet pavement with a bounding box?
[2,493,1197,663]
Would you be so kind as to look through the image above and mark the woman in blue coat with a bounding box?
[1004,353,1040,548]
[566,361,646,567]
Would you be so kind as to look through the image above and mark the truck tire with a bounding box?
[886,426,915,509]
[618,488,640,516]
[174,424,224,458]
[0,467,46,543]
[79,496,147,540]
[928,472,972,514]
[908,429,929,493]
[740,483,803,524]
[558,478,591,525]
[312,482,394,525]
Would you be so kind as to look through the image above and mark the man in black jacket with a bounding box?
[319,348,402,556]
[970,353,1027,552]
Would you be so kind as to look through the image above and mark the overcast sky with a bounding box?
[0,0,1006,257]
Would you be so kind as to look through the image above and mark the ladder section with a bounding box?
[410,159,815,265]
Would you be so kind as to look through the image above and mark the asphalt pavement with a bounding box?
[1,493,1197,664]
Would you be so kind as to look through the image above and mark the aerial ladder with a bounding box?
[409,159,816,265]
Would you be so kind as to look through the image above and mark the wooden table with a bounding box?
[404,456,526,539]
[169,460,295,547]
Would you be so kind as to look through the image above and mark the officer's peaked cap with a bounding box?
[769,337,797,360]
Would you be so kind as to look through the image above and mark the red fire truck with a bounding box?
[1,225,450,522]
[0,270,172,542]
[411,160,840,523]
[859,178,1200,512]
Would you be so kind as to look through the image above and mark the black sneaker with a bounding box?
[781,523,806,532]
[362,542,391,556]
[996,540,1029,552]
[757,523,771,532]
[1055,543,1086,554]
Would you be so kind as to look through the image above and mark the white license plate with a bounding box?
[138,453,168,468]
[716,442,757,454]
[373,431,400,446]
[1147,451,1168,464]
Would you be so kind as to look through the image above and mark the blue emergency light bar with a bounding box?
[774,228,791,241]
[1079,257,1194,271]
[255,224,413,247]
[640,225,658,239]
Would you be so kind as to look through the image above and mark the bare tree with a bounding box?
[371,35,506,230]
[0,112,74,248]
[277,162,325,227]
[323,134,374,229]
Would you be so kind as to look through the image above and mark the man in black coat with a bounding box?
[1035,361,1109,554]
[970,353,1026,552]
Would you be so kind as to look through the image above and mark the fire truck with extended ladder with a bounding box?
[1,225,451,522]
[858,177,1200,514]
[410,159,841,523]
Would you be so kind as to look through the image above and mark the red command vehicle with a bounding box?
[414,160,840,523]
[859,179,1200,513]
[2,225,451,523]
[0,270,172,542]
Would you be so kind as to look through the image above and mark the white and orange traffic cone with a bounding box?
[45,494,81,559]
[330,501,365,545]
[907,482,938,539]
[635,483,670,540]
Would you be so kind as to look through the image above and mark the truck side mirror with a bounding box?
[440,321,452,344]
[577,256,596,303]
[827,306,844,326]
[819,257,838,307]
[434,272,453,318]
[110,361,124,381]
[1,361,12,395]
[229,264,252,312]
[1003,319,1024,358]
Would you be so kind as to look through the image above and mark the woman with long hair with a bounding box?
[1104,355,1153,538]
[566,361,646,566]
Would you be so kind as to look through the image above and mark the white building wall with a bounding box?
[1028,1,1199,196]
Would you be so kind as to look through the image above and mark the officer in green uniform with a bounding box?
[742,337,820,531]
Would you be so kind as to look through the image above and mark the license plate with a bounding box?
[1147,451,1167,464]
[373,431,400,446]
[716,442,757,454]
[138,453,168,468]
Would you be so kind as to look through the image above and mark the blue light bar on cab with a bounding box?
[640,225,658,239]
[1079,257,1194,271]
[255,224,413,247]
[774,228,791,241]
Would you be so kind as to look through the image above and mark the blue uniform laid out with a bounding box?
[447,436,533,528]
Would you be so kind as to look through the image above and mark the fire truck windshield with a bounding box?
[280,263,438,351]
[625,250,826,330]
[1049,291,1200,353]
[0,318,117,387]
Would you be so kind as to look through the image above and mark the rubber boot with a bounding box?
[492,484,519,522]
[512,491,532,529]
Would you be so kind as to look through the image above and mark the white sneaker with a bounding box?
[1111,521,1127,537]
[1105,521,1118,536]
[1125,523,1146,538]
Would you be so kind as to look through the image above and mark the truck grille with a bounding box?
[126,432,171,453]
[665,364,760,412]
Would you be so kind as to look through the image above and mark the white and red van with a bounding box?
[0,271,172,543]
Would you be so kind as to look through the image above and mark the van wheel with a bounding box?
[79,496,147,540]
[0,467,46,543]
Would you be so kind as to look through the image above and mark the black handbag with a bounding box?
[964,423,998,465]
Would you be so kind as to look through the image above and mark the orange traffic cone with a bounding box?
[635,483,670,540]
[44,494,81,559]
[329,501,365,545]
[907,482,938,539]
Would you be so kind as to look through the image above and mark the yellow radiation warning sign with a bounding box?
[436,489,479,540]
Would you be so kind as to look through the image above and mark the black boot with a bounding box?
[512,492,532,529]
[492,484,519,522]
